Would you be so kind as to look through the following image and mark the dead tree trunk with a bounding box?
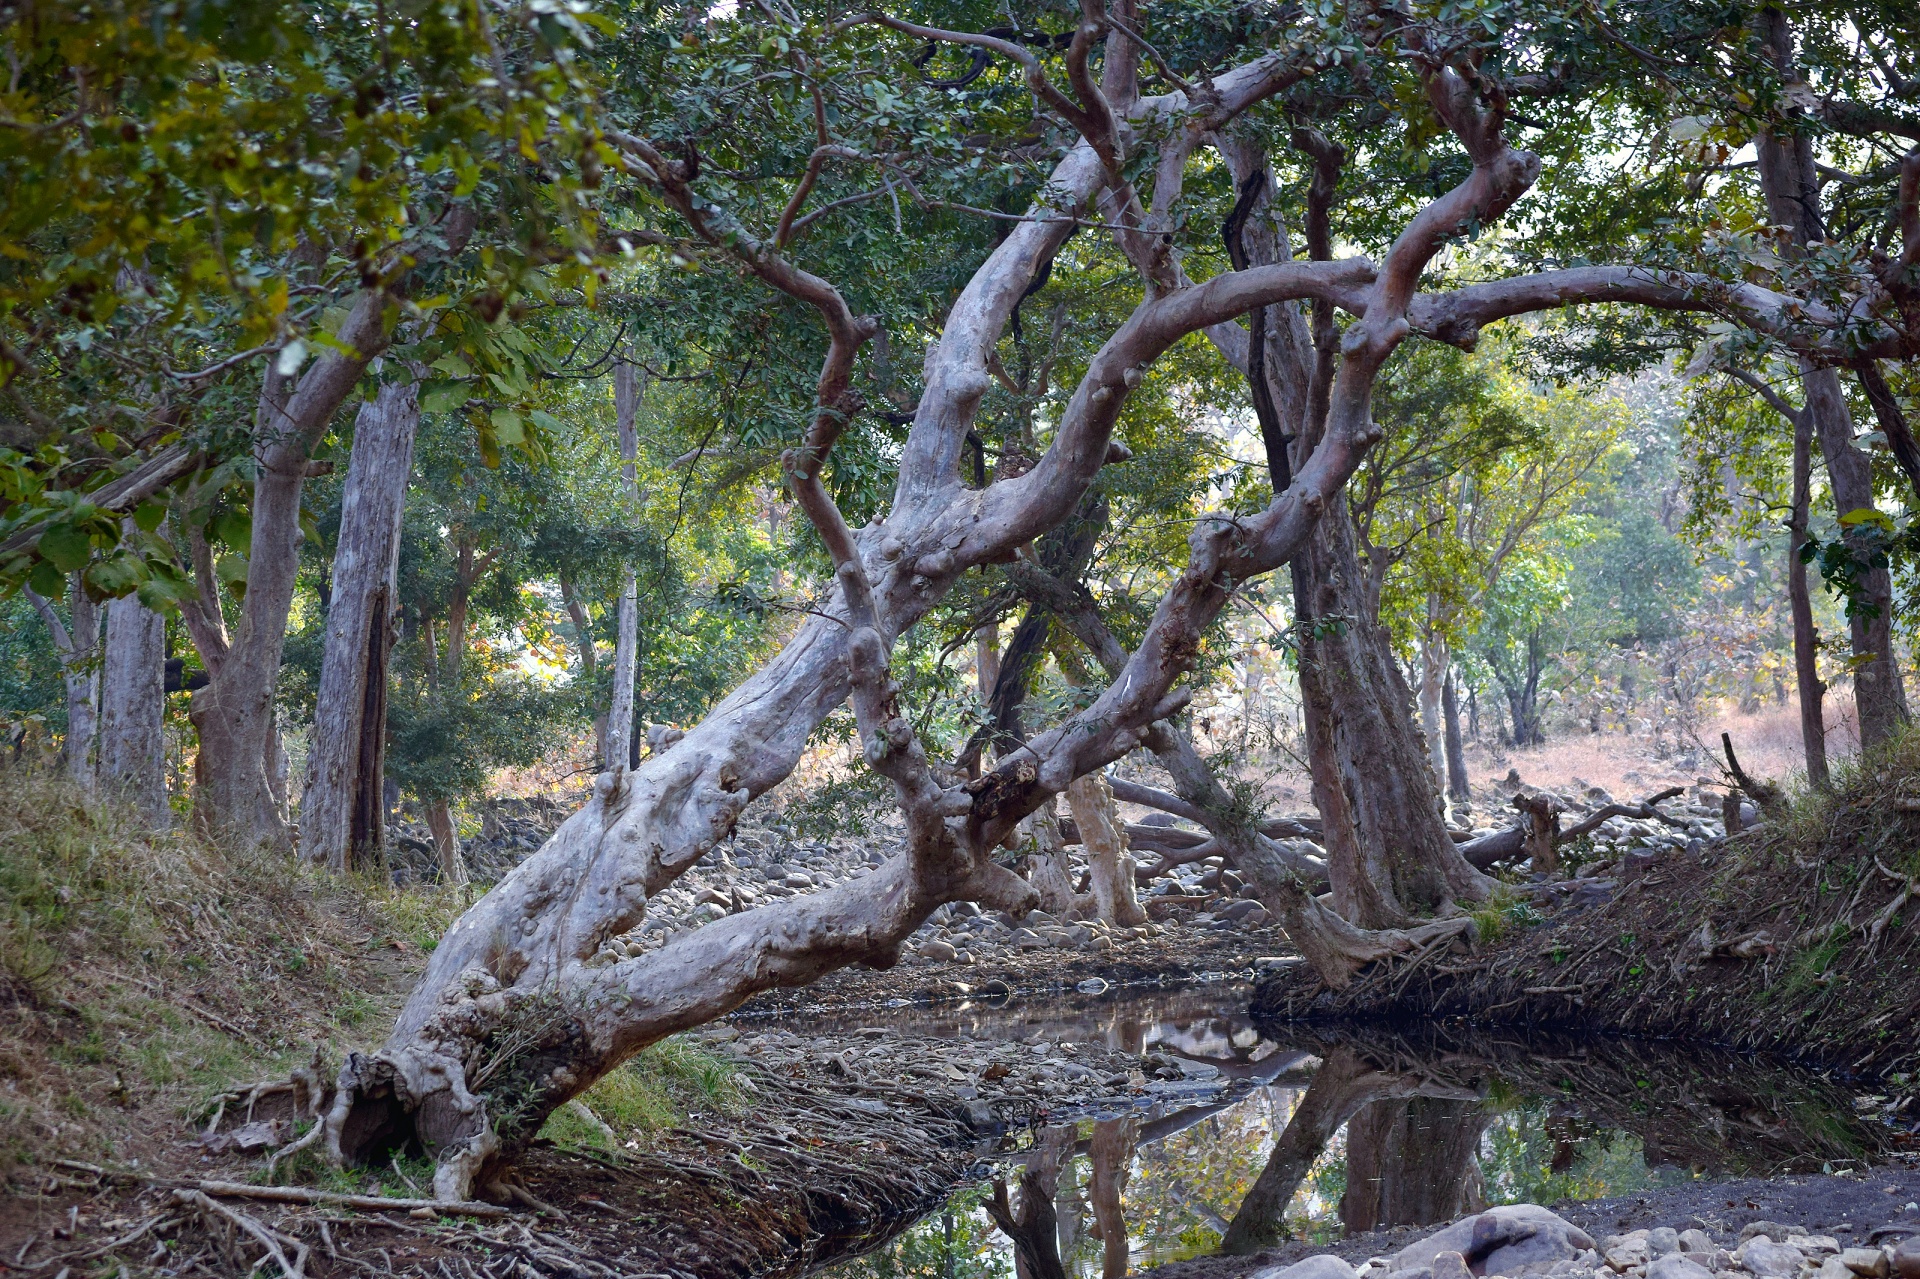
[26,575,101,791]
[99,593,169,827]
[304,382,420,871]
[188,288,403,848]
[605,361,644,770]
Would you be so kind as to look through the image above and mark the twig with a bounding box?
[174,1189,310,1279]
[188,1180,510,1219]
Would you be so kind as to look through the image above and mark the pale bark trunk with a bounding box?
[304,382,419,870]
[1065,771,1146,927]
[27,577,101,791]
[986,1124,1074,1279]
[1420,627,1450,814]
[605,361,644,769]
[1787,407,1831,789]
[1025,797,1081,916]
[99,594,169,828]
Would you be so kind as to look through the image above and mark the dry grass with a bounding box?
[0,766,443,1172]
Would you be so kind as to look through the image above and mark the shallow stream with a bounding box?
[737,983,1909,1279]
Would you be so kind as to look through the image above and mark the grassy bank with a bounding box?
[1255,729,1920,1092]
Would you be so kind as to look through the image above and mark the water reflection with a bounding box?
[803,990,1895,1279]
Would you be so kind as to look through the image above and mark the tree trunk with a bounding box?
[1065,771,1147,927]
[426,799,467,888]
[1025,797,1080,915]
[1340,1098,1491,1233]
[187,288,398,848]
[1220,1048,1423,1255]
[304,382,419,871]
[1442,670,1471,806]
[99,594,169,828]
[1803,363,1907,747]
[605,361,645,770]
[1787,404,1831,789]
[985,1124,1074,1279]
[1752,10,1907,748]
[1420,626,1450,811]
[26,576,101,791]
[1087,1116,1139,1279]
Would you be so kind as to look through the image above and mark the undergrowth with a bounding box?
[0,766,455,1171]
[537,1038,746,1155]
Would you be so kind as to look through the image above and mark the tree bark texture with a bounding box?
[1420,628,1450,810]
[99,594,169,828]
[1787,404,1831,789]
[1064,771,1147,927]
[304,381,420,871]
[427,799,468,888]
[1024,797,1081,916]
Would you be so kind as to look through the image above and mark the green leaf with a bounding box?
[529,409,563,434]
[28,559,62,597]
[421,379,468,414]
[133,499,168,533]
[490,407,525,446]
[38,522,92,573]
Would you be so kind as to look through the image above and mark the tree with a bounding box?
[200,0,1917,1201]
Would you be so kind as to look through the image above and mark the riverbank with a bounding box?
[1250,743,1920,1087]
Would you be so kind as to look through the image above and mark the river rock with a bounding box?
[920,940,957,962]
[1839,1249,1888,1279]
[1791,1239,1841,1258]
[1393,1205,1596,1278]
[1737,1239,1806,1278]
[1893,1240,1920,1279]
[1682,1233,1716,1257]
[1432,1254,1473,1279]
[1651,1230,1681,1258]
[1253,1257,1360,1279]
[1744,1224,1799,1245]
[1648,1256,1715,1279]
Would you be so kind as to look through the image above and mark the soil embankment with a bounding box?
[1255,747,1920,1088]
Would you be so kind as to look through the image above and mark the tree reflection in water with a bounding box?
[815,996,1886,1279]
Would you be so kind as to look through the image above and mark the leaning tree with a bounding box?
[40,0,1910,1201]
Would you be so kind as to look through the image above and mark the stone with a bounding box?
[1011,928,1045,950]
[1392,1206,1596,1278]
[1651,1230,1682,1258]
[1736,1239,1806,1278]
[1838,1250,1888,1279]
[1893,1240,1920,1279]
[1815,1260,1857,1279]
[1647,1257,1715,1279]
[1744,1224,1799,1245]
[920,940,957,962]
[1433,1253,1474,1279]
[1251,1257,1360,1279]
[1681,1233,1716,1257]
[1791,1239,1842,1258]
